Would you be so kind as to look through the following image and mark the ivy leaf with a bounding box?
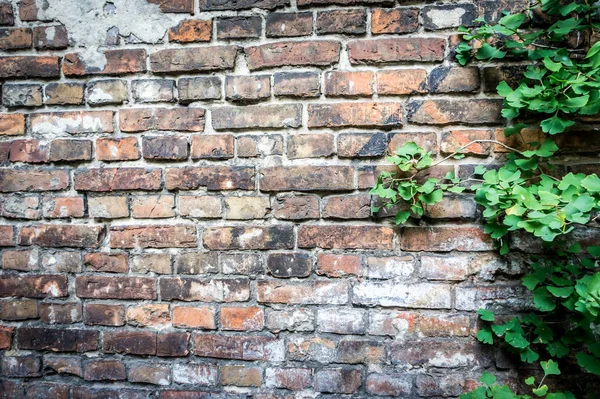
[576,353,600,375]
[477,326,494,344]
[533,386,549,397]
[541,359,561,376]
[504,123,529,137]
[543,57,562,72]
[480,372,497,387]
[548,286,574,298]
[478,308,495,321]
[588,246,600,257]
[540,115,576,135]
[581,174,600,192]
[525,376,535,386]
[394,211,411,225]
[521,347,540,363]
[534,287,557,311]
[477,43,507,60]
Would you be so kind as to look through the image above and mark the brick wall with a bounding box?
[1,0,598,397]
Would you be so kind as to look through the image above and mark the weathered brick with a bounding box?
[41,251,81,273]
[390,340,480,368]
[19,224,103,248]
[273,71,320,97]
[203,226,294,250]
[73,387,152,399]
[353,281,452,308]
[0,299,38,320]
[325,71,373,97]
[166,166,254,190]
[308,102,402,128]
[191,134,234,159]
[299,0,391,5]
[200,0,288,10]
[1,194,40,219]
[96,137,140,161]
[0,2,13,25]
[32,25,68,50]
[217,16,262,40]
[83,359,126,381]
[349,38,445,64]
[143,135,189,160]
[172,363,218,386]
[76,276,156,299]
[430,66,480,93]
[132,79,175,103]
[323,194,371,219]
[172,306,215,329]
[224,196,270,219]
[225,75,270,102]
[131,195,175,219]
[266,12,312,37]
[288,134,334,159]
[86,79,128,105]
[88,196,129,219]
[288,336,336,362]
[39,302,82,324]
[1,249,38,271]
[2,356,41,377]
[212,104,301,130]
[367,255,415,279]
[261,166,353,192]
[336,339,385,364]
[482,65,528,92]
[221,306,264,331]
[0,113,25,135]
[45,82,84,105]
[0,325,14,349]
[317,308,366,334]
[246,41,340,71]
[267,252,312,278]
[407,99,503,125]
[120,107,204,132]
[378,69,427,95]
[371,8,419,34]
[133,253,172,274]
[169,19,211,43]
[150,46,238,73]
[192,334,283,361]
[31,110,114,134]
[416,373,469,397]
[257,280,348,304]
[316,9,366,35]
[179,195,223,218]
[63,49,147,76]
[299,225,394,249]
[266,308,314,332]
[419,314,471,337]
[265,367,313,390]
[84,303,125,326]
[366,373,413,396]
[8,139,48,163]
[43,355,83,377]
[401,226,494,251]
[455,285,532,312]
[110,224,196,248]
[84,252,128,273]
[104,331,157,355]
[178,77,221,102]
[147,0,193,13]
[2,83,42,107]
[236,134,281,157]
[18,327,97,352]
[49,139,92,162]
[127,303,170,327]
[0,225,13,246]
[422,4,477,30]
[317,253,362,277]
[221,253,263,276]
[314,367,362,394]
[441,129,493,156]
[161,277,250,302]
[157,332,189,357]
[222,365,263,387]
[74,168,161,191]
[0,55,59,78]
[128,363,171,386]
[273,194,319,220]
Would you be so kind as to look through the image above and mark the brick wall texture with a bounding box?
[2,0,598,397]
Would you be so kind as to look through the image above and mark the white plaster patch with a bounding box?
[426,8,466,29]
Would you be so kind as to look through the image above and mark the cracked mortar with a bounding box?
[31,0,186,70]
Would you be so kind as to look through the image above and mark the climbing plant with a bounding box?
[372,1,600,397]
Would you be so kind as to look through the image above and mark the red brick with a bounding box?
[0,113,25,135]
[110,224,196,248]
[298,0,391,5]
[266,12,313,37]
[0,225,13,247]
[246,41,340,71]
[192,334,283,361]
[372,8,419,34]
[158,332,190,357]
[257,280,348,304]
[273,72,320,97]
[74,387,153,399]
[429,66,480,93]
[39,302,82,324]
[143,136,189,160]
[1,194,39,219]
[161,277,250,302]
[32,25,68,50]
[261,166,353,191]
[128,363,171,386]
[18,327,98,352]
[96,137,140,161]
[288,134,334,159]
[378,69,427,95]
[169,19,211,42]
[19,224,103,248]
[299,225,394,249]
[0,299,38,320]
[132,195,175,218]
[74,168,161,191]
[76,276,156,299]
[222,365,263,387]
[0,326,14,349]
[0,274,67,298]
[348,38,445,64]
[31,110,114,134]
[316,9,366,35]
[267,252,312,278]
[9,139,48,163]
[148,0,194,12]
[103,331,157,355]
[407,99,503,125]
[273,194,320,220]
[288,336,336,362]
[166,166,255,191]
[191,134,234,159]
[43,355,83,377]
[325,71,373,97]
[0,169,68,192]
[1,356,41,377]
[440,129,493,156]
[225,196,270,219]
[0,2,14,25]
[133,253,172,274]
[323,194,371,219]
[172,306,215,329]
[217,16,262,40]
[314,368,362,394]
[127,304,170,327]
[419,314,471,337]
[150,46,238,73]
[0,27,31,50]
[48,139,92,162]
[179,195,223,218]
[317,253,363,277]
[84,252,128,273]
[366,373,412,396]
[83,359,126,381]
[266,367,313,390]
[390,340,480,368]
[63,49,147,76]
[120,107,205,132]
[308,102,402,128]
[203,226,293,250]
[400,227,494,252]
[88,196,129,219]
[338,132,389,158]
[212,104,301,130]
[221,306,264,331]
[172,363,218,386]
[225,75,270,102]
[200,0,288,10]
[84,303,125,326]
[1,249,37,271]
[0,55,59,78]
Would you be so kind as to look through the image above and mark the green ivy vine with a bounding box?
[371,1,600,397]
